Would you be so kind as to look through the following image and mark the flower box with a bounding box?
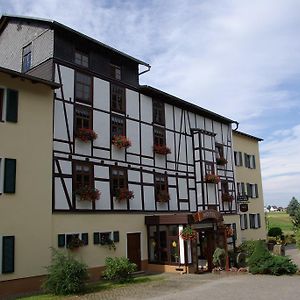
[153,144,171,155]
[115,188,134,201]
[216,157,228,166]
[67,236,84,250]
[205,174,220,184]
[76,128,97,142]
[76,186,101,202]
[112,135,132,149]
[156,190,170,203]
[222,193,234,202]
[180,226,197,241]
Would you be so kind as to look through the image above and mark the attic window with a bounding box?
[110,64,121,80]
[75,50,89,68]
[22,43,32,73]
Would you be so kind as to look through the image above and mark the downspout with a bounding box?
[138,64,151,76]
[232,121,239,131]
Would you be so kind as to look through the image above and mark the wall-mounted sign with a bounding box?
[237,195,249,202]
[240,203,248,212]
[193,209,223,223]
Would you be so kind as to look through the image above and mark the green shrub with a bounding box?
[296,230,300,250]
[212,248,225,268]
[248,240,272,274]
[102,257,137,283]
[268,227,283,237]
[43,249,88,295]
[284,234,296,244]
[237,240,258,258]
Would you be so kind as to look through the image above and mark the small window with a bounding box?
[111,84,125,113]
[221,181,229,194]
[22,43,31,72]
[153,126,165,146]
[249,214,256,229]
[110,64,121,80]
[73,162,93,191]
[153,100,165,125]
[74,105,92,131]
[111,115,125,137]
[215,143,224,159]
[205,162,214,175]
[155,173,168,201]
[111,167,127,197]
[240,214,248,230]
[234,151,243,166]
[75,72,92,104]
[0,88,4,121]
[75,50,89,67]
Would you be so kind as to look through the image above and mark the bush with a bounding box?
[212,248,225,268]
[102,257,137,283]
[284,234,296,245]
[248,240,272,274]
[236,240,258,258]
[43,249,88,295]
[268,227,283,237]
[296,230,300,250]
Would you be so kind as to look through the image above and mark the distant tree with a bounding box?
[286,197,300,217]
[267,205,271,211]
[291,208,300,229]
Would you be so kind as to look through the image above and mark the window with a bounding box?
[234,151,243,166]
[111,115,125,137]
[75,72,92,104]
[246,183,258,198]
[249,214,256,229]
[74,105,92,131]
[0,88,3,121]
[148,225,179,264]
[111,167,127,197]
[73,162,93,191]
[75,50,89,67]
[215,143,224,159]
[111,84,125,113]
[22,43,31,72]
[154,173,168,201]
[110,64,121,80]
[153,100,165,125]
[153,126,165,146]
[244,153,256,169]
[240,214,248,230]
[0,89,19,123]
[237,182,246,196]
[205,162,214,175]
[57,233,88,248]
[221,181,229,194]
[94,231,119,244]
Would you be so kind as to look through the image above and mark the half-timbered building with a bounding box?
[0,15,255,293]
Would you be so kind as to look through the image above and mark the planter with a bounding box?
[180,226,197,241]
[67,236,84,250]
[76,128,97,142]
[115,188,134,201]
[112,135,132,149]
[153,144,171,155]
[216,157,228,166]
[222,193,234,202]
[76,187,101,201]
[205,174,220,184]
[156,191,170,203]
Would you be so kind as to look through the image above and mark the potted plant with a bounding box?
[76,128,98,142]
[180,226,197,241]
[205,174,220,184]
[112,135,132,149]
[156,190,170,203]
[100,236,116,251]
[153,144,171,155]
[76,186,101,202]
[115,188,134,201]
[216,157,228,166]
[67,236,84,250]
[225,225,234,237]
[222,193,234,202]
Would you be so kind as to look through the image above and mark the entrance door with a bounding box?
[127,233,141,271]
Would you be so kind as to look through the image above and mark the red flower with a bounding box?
[180,226,197,241]
[216,157,228,166]
[225,226,234,237]
[205,174,220,184]
[112,135,132,149]
[153,144,171,155]
[115,188,134,201]
[222,193,234,202]
[76,186,101,201]
[76,128,98,142]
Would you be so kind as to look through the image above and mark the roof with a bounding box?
[0,66,61,89]
[233,130,263,141]
[140,85,235,124]
[0,15,150,68]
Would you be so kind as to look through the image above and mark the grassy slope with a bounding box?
[267,212,294,235]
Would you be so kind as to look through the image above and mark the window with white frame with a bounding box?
[237,182,246,196]
[247,183,258,198]
[234,151,243,166]
[244,153,256,169]
[240,214,248,230]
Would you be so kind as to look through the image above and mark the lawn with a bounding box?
[266,211,294,235]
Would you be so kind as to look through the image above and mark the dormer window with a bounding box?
[110,64,121,80]
[22,43,32,72]
[75,50,89,68]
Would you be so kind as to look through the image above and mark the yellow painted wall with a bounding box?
[0,73,54,281]
[232,132,267,243]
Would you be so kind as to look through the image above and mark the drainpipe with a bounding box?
[232,121,239,131]
[139,64,151,76]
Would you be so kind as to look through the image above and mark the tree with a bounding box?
[286,197,300,217]
[291,208,300,229]
[267,205,271,211]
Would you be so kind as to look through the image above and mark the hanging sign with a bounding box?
[193,209,223,223]
[240,203,248,212]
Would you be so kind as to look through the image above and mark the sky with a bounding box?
[1,0,300,206]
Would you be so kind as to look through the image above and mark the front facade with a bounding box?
[0,15,264,295]
[232,130,266,242]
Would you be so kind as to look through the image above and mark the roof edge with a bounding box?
[233,130,263,141]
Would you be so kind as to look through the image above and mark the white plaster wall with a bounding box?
[55,178,70,209]
[129,184,142,210]
[168,188,178,210]
[140,94,152,123]
[127,119,140,154]
[95,181,110,210]
[94,78,110,112]
[141,124,153,156]
[126,89,139,119]
[143,186,155,210]
[94,165,109,179]
[93,111,110,148]
[60,66,74,101]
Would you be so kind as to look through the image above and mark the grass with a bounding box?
[17,275,164,300]
[266,211,294,235]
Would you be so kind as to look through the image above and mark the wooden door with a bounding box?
[127,233,141,271]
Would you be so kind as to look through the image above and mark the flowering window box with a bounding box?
[222,193,234,202]
[115,188,134,201]
[75,186,101,202]
[76,128,97,142]
[156,190,170,203]
[216,157,228,166]
[225,226,234,237]
[205,174,220,184]
[67,236,84,250]
[180,226,197,241]
[153,144,171,155]
[112,135,132,149]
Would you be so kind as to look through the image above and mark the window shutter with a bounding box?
[4,158,16,193]
[241,183,245,195]
[252,155,256,169]
[239,152,243,166]
[81,233,88,245]
[244,214,248,229]
[6,89,18,123]
[244,153,248,168]
[240,215,244,230]
[2,236,15,273]
[257,214,261,228]
[246,183,251,197]
[93,232,100,245]
[255,184,259,198]
[113,231,119,242]
[58,234,65,247]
